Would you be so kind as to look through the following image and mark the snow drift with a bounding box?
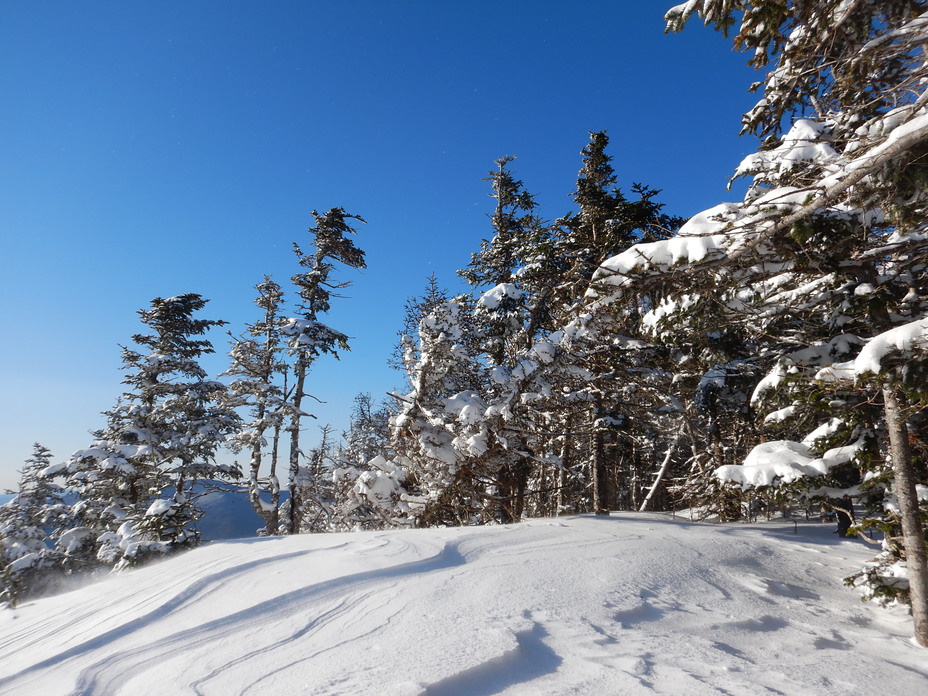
[1,514,925,695]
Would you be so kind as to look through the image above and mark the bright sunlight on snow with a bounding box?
[1,514,925,695]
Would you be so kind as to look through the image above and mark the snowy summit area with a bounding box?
[1,514,925,695]
[5,2,928,693]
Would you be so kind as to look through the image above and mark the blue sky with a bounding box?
[0,1,760,489]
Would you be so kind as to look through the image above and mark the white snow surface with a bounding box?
[1,514,926,695]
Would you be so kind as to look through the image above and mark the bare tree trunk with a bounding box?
[883,383,928,647]
[513,458,529,521]
[640,433,681,512]
[247,401,276,535]
[497,458,517,524]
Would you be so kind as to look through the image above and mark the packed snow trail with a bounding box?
[1,514,926,695]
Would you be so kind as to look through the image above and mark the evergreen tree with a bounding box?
[388,144,686,524]
[0,444,68,605]
[289,424,337,533]
[456,157,565,522]
[62,294,240,569]
[225,277,289,535]
[555,131,681,309]
[390,299,488,525]
[585,0,928,644]
[389,273,450,379]
[284,208,366,534]
[460,156,546,366]
[552,133,686,516]
[331,394,405,530]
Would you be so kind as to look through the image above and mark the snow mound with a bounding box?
[1,515,925,695]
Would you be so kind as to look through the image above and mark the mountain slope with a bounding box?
[1,514,925,695]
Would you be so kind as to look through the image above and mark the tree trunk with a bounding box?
[591,401,609,515]
[267,373,286,535]
[557,415,573,515]
[288,360,307,534]
[248,401,276,535]
[640,433,681,512]
[497,460,516,524]
[883,383,928,647]
[513,459,529,520]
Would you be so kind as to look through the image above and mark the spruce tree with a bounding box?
[63,294,240,569]
[331,394,403,531]
[0,444,68,605]
[225,277,289,535]
[555,131,680,309]
[584,0,928,644]
[389,273,450,379]
[284,208,366,534]
[553,132,686,516]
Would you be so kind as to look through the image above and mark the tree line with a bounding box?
[3,0,928,648]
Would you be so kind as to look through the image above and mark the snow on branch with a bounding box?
[586,110,928,308]
[815,318,928,384]
[716,437,865,489]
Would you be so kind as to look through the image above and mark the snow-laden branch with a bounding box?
[586,111,928,308]
[814,317,928,384]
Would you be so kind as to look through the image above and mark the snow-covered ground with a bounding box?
[1,514,925,695]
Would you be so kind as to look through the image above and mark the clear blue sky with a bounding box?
[0,1,759,489]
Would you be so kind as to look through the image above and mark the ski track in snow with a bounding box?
[1,514,927,695]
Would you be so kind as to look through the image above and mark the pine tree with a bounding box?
[290,424,337,533]
[460,156,546,366]
[389,273,450,379]
[456,157,567,522]
[555,131,681,310]
[390,145,686,524]
[552,133,686,516]
[390,299,488,525]
[331,394,405,530]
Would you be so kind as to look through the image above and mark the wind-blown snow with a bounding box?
[1,515,925,695]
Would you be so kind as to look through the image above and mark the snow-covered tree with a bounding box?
[586,0,928,644]
[225,277,289,535]
[284,208,366,534]
[460,155,546,366]
[287,424,338,533]
[388,142,686,524]
[330,394,406,531]
[389,273,451,382]
[391,300,488,525]
[0,444,69,606]
[547,133,686,516]
[339,393,391,468]
[61,294,241,569]
[555,131,679,308]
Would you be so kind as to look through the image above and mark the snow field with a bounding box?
[1,514,926,695]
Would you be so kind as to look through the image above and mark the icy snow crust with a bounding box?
[1,515,926,695]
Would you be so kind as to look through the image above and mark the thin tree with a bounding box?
[284,208,366,534]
